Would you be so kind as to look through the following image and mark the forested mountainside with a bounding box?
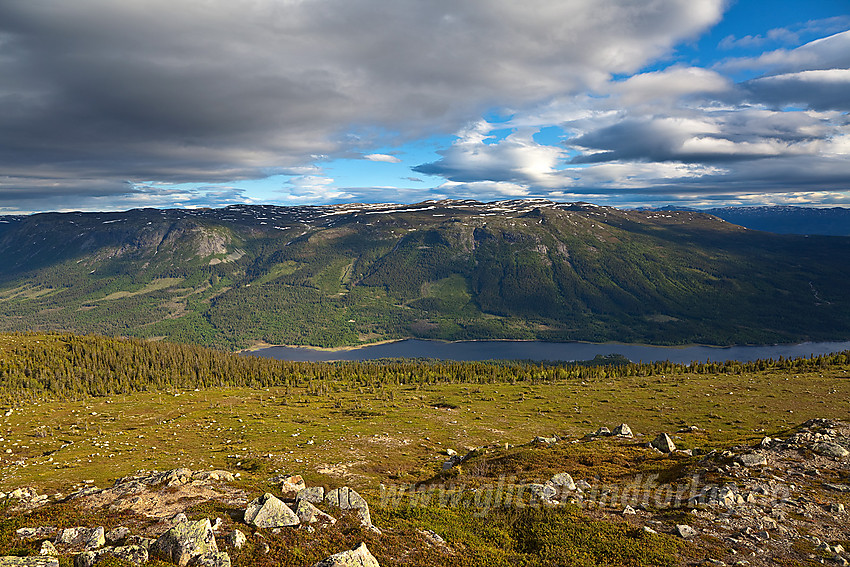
[1,199,849,349]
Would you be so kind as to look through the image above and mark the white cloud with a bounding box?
[364,154,402,163]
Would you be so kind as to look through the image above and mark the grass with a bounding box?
[2,363,849,494]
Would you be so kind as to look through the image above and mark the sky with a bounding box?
[1,0,849,214]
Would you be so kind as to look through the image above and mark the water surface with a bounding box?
[248,339,850,364]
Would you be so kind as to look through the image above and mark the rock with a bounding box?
[549,473,576,492]
[824,483,850,493]
[759,437,773,449]
[151,519,218,567]
[527,484,557,504]
[612,423,633,437]
[0,558,60,566]
[445,448,457,456]
[76,546,149,567]
[192,552,232,567]
[296,499,337,525]
[533,435,557,444]
[312,542,380,567]
[55,527,106,550]
[828,502,845,513]
[298,486,325,504]
[623,505,636,515]
[326,487,375,531]
[279,475,307,498]
[650,433,676,453]
[575,479,593,490]
[105,526,130,545]
[675,524,698,538]
[643,526,657,534]
[191,470,235,483]
[226,529,247,549]
[171,512,189,525]
[243,493,300,528]
[813,442,849,458]
[737,453,767,467]
[16,527,58,539]
[9,487,37,501]
[595,427,612,437]
[124,536,155,551]
[39,542,57,556]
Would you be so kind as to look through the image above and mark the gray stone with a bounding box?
[312,542,380,567]
[549,473,576,492]
[279,475,307,499]
[650,433,676,453]
[297,486,325,504]
[612,423,633,437]
[296,499,337,525]
[191,470,235,483]
[595,427,612,437]
[75,545,149,567]
[16,527,58,539]
[192,552,232,567]
[623,505,636,515]
[39,542,57,557]
[151,519,218,567]
[737,453,767,467]
[527,484,557,504]
[55,527,105,550]
[244,493,300,528]
[105,526,130,545]
[813,442,849,458]
[532,435,557,444]
[675,524,698,538]
[326,487,374,530]
[226,529,246,549]
[124,536,155,551]
[0,558,60,567]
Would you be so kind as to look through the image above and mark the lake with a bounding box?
[247,339,850,364]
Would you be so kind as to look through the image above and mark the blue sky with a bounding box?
[1,0,849,213]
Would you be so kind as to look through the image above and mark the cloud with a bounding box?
[742,68,850,110]
[364,154,402,163]
[0,0,724,207]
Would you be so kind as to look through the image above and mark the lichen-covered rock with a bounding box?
[737,452,767,467]
[549,473,576,492]
[191,470,235,483]
[75,548,147,567]
[39,542,57,557]
[192,552,232,567]
[225,529,246,549]
[325,487,375,531]
[0,558,60,567]
[312,542,379,567]
[151,519,218,566]
[279,475,307,498]
[649,433,676,453]
[297,486,325,504]
[16,527,58,539]
[612,423,633,437]
[55,527,105,550]
[814,442,849,458]
[244,493,299,528]
[105,526,130,545]
[296,499,337,525]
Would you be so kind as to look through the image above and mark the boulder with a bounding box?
[527,484,557,504]
[39,542,57,557]
[813,442,849,458]
[737,453,767,467]
[105,526,130,545]
[298,486,325,504]
[675,524,698,538]
[296,499,337,525]
[151,519,218,566]
[192,552,232,567]
[279,475,307,499]
[0,558,60,567]
[74,546,149,567]
[312,542,379,567]
[325,487,377,532]
[532,435,557,445]
[16,527,58,539]
[612,423,633,437]
[226,529,246,549]
[549,473,576,492]
[244,493,299,528]
[594,427,612,437]
[191,470,235,483]
[649,433,676,453]
[55,527,105,550]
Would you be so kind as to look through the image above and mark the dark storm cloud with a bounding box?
[0,0,724,210]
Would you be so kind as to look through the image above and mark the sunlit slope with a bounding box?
[1,200,848,348]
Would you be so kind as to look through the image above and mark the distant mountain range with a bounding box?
[2,200,850,349]
[646,205,850,236]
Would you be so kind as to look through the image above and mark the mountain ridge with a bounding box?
[1,200,849,349]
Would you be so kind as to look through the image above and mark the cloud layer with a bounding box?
[1,1,848,211]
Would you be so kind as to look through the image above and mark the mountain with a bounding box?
[645,205,850,236]
[1,199,850,349]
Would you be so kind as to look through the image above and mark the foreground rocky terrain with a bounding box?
[2,418,848,567]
